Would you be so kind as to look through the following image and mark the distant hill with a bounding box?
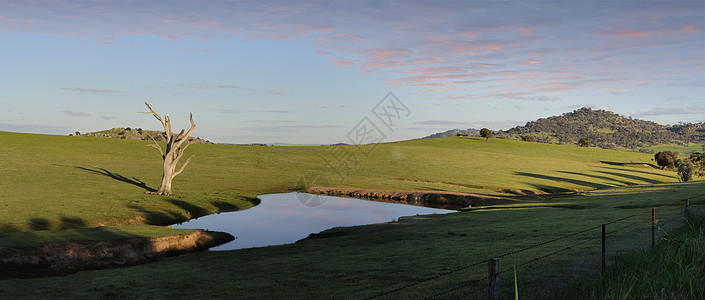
[77,127,212,144]
[423,108,705,151]
[497,108,705,151]
[423,128,481,139]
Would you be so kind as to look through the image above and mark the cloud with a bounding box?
[171,46,213,52]
[183,83,284,95]
[314,50,332,55]
[102,116,117,120]
[219,110,245,114]
[414,120,475,126]
[599,28,664,38]
[219,109,297,114]
[680,25,700,33]
[61,87,121,94]
[634,105,705,117]
[568,104,612,111]
[328,58,358,68]
[63,110,91,117]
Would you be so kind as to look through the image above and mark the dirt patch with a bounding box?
[306,187,522,209]
[0,230,232,279]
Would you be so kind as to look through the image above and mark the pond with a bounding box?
[173,192,454,251]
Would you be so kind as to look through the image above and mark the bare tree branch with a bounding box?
[173,113,196,150]
[147,135,165,158]
[173,154,195,178]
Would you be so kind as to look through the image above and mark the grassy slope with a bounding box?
[1,131,681,231]
[1,131,702,298]
[552,213,705,299]
[0,182,702,299]
[641,142,705,155]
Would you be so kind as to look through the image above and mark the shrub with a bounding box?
[654,151,677,169]
[676,159,694,182]
[578,137,591,147]
[522,135,536,142]
[480,128,493,141]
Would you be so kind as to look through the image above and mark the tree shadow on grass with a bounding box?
[126,196,262,226]
[598,166,674,180]
[595,170,662,184]
[27,217,88,231]
[516,172,612,190]
[556,170,629,186]
[76,166,157,192]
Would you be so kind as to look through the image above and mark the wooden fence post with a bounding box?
[601,224,606,274]
[684,199,690,220]
[651,208,656,250]
[488,258,500,300]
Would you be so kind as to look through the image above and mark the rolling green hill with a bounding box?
[0,130,683,231]
[1,130,703,298]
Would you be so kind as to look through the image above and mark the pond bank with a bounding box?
[305,187,522,209]
[0,229,232,278]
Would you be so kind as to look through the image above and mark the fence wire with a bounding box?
[365,194,705,299]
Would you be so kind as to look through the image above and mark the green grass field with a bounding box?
[1,131,702,298]
[0,131,683,232]
[640,142,705,155]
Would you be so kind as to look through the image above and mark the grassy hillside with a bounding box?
[1,181,702,298]
[0,131,683,232]
[1,131,703,298]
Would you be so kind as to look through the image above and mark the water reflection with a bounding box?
[173,192,454,251]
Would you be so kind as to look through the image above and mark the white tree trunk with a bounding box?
[144,102,195,196]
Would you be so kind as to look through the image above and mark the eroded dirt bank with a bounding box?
[306,187,522,209]
[0,230,233,278]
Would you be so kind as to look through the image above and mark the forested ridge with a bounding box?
[497,108,705,150]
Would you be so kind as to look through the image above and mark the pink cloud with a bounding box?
[0,15,17,22]
[314,50,331,55]
[318,33,365,43]
[329,58,358,68]
[600,28,663,38]
[680,25,700,33]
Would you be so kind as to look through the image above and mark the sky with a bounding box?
[1,0,703,144]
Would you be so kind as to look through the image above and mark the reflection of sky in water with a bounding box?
[173,192,453,251]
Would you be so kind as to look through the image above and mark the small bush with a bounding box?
[654,151,677,169]
[676,159,694,182]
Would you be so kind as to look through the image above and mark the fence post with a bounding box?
[601,224,606,274]
[488,258,500,300]
[651,208,656,250]
[684,199,690,220]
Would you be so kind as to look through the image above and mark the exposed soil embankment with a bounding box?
[0,230,232,278]
[306,187,522,209]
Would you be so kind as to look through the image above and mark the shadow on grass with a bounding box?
[26,217,88,231]
[556,170,630,186]
[516,172,612,190]
[599,166,674,180]
[595,170,662,184]
[127,195,261,226]
[76,166,157,192]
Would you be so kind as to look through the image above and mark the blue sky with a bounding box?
[1,1,703,144]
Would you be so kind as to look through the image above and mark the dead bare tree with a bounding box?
[142,102,195,195]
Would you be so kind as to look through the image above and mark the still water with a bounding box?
[173,192,454,251]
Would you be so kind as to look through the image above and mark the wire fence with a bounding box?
[365,193,705,299]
